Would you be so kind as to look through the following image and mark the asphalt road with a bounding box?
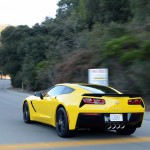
[0,79,150,150]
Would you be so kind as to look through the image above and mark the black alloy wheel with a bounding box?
[23,102,31,123]
[56,107,74,137]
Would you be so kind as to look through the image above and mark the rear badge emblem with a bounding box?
[114,100,120,104]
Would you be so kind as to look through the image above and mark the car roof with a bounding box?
[56,83,121,94]
[56,83,108,88]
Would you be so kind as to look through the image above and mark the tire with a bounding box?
[56,107,75,138]
[23,102,31,123]
[116,127,136,135]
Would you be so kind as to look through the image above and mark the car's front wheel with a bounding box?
[116,127,136,135]
[23,102,31,123]
[56,107,75,137]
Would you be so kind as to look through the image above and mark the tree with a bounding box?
[78,0,132,29]
[130,0,150,24]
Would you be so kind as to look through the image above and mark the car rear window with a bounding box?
[79,85,118,94]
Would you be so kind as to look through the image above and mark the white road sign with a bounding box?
[88,68,108,86]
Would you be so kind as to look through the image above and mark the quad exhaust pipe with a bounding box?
[120,123,125,129]
[106,123,125,130]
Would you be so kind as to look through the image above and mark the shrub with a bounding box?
[120,50,142,64]
[103,35,140,58]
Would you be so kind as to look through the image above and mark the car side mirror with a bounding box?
[34,92,43,99]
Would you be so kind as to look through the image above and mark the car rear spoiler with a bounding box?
[82,93,141,98]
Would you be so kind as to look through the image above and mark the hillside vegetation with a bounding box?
[0,0,150,102]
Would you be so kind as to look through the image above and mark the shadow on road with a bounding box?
[26,121,132,140]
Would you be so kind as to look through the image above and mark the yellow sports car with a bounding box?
[23,83,145,137]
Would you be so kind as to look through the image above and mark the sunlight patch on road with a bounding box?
[0,136,150,150]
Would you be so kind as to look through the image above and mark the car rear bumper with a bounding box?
[76,112,144,129]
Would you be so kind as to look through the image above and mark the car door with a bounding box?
[32,86,65,124]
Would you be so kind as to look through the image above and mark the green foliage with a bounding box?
[103,35,140,58]
[0,0,150,102]
[105,23,128,39]
[78,0,132,29]
[130,0,150,23]
[87,23,106,49]
[142,40,150,60]
[120,50,142,64]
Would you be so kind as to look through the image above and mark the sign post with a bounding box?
[88,68,108,86]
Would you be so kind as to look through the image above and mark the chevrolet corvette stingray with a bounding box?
[23,83,145,137]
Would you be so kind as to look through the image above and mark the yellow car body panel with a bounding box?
[23,83,145,135]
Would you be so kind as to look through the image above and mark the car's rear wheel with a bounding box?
[23,102,31,123]
[116,127,136,135]
[56,107,75,137]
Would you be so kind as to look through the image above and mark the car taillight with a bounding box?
[82,98,106,105]
[128,99,142,105]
